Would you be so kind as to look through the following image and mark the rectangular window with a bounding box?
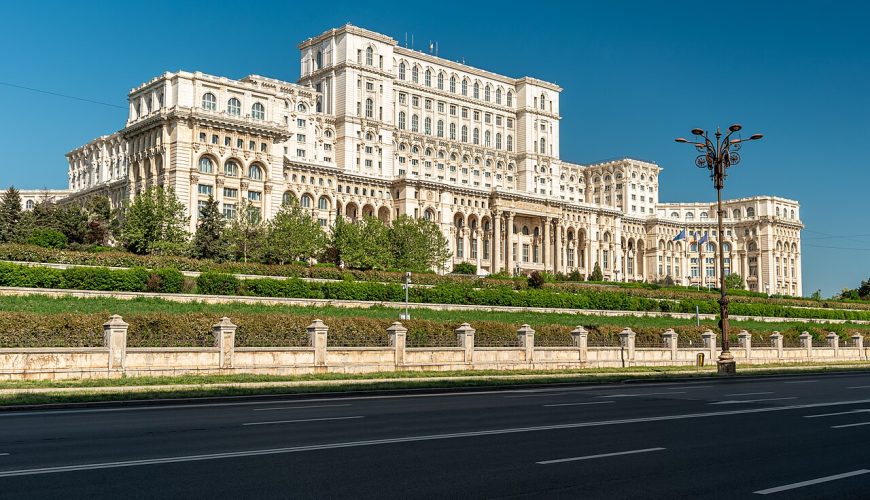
[199,132,206,142]
[223,188,237,198]
[197,184,213,196]
[237,138,244,148]
[222,203,236,220]
[483,239,490,260]
[513,243,518,263]
[297,118,306,128]
[211,135,219,144]
[457,237,464,259]
[297,149,306,157]
[399,93,407,104]
[471,239,478,259]
[247,191,262,201]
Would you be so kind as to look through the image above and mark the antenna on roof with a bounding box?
[435,41,439,57]
[428,40,433,54]
[404,32,408,48]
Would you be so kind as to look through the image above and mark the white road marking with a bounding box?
[242,416,364,427]
[668,385,712,390]
[723,392,774,397]
[784,380,818,384]
[709,397,796,405]
[754,469,870,494]
[597,392,687,398]
[831,421,870,429]
[253,404,351,411]
[804,409,870,419]
[537,447,665,464]
[543,401,615,408]
[848,386,870,389]
[3,399,870,477]
[0,453,8,457]
[505,393,570,398]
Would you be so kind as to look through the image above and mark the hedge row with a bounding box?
[0,312,857,349]
[0,262,184,294]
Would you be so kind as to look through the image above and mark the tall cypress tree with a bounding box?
[0,187,22,243]
[191,195,225,260]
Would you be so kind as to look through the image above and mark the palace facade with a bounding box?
[45,24,802,295]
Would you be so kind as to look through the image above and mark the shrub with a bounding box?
[154,268,184,294]
[452,262,477,275]
[528,271,546,289]
[196,272,240,296]
[27,228,68,249]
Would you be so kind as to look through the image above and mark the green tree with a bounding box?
[84,196,114,246]
[389,215,451,272]
[263,200,326,265]
[0,187,22,243]
[225,199,265,263]
[332,216,392,270]
[120,187,190,255]
[191,195,226,260]
[590,262,604,281]
[725,272,745,291]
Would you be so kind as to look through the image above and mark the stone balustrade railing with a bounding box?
[0,316,866,381]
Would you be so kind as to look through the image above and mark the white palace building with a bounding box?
[38,24,802,295]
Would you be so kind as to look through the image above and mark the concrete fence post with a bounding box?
[103,315,128,372]
[571,326,588,363]
[662,329,678,361]
[517,324,535,363]
[387,322,408,368]
[827,332,839,358]
[770,331,783,359]
[619,328,636,365]
[799,331,812,359]
[307,319,329,371]
[852,333,865,360]
[701,329,717,366]
[455,323,475,364]
[738,330,752,359]
[212,317,237,369]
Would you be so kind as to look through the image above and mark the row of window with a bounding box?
[396,94,516,127]
[671,207,758,221]
[396,114,514,150]
[198,157,265,179]
[396,62,528,108]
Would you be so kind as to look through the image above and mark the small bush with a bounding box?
[27,229,68,249]
[452,262,477,275]
[528,271,546,289]
[196,272,240,296]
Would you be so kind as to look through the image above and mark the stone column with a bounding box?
[770,331,783,359]
[517,324,535,363]
[853,333,865,352]
[662,328,678,361]
[570,326,588,363]
[827,332,839,358]
[474,230,482,272]
[493,213,502,273]
[554,223,562,274]
[103,315,128,372]
[455,322,475,364]
[701,329,717,365]
[212,317,237,369]
[737,329,752,359]
[542,217,550,272]
[307,319,329,370]
[387,322,407,368]
[506,213,515,275]
[799,331,812,358]
[619,327,636,365]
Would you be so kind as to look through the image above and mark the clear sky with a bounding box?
[1,0,867,297]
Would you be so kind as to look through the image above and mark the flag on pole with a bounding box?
[672,229,686,242]
[698,232,709,245]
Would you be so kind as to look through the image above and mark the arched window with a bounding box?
[318,196,329,210]
[461,125,468,142]
[473,82,479,99]
[365,46,373,65]
[398,111,406,130]
[398,62,406,80]
[365,98,373,118]
[297,103,306,112]
[411,114,419,132]
[700,212,709,220]
[424,209,435,221]
[473,127,479,145]
[198,156,214,173]
[522,226,529,236]
[224,160,239,177]
[484,86,491,101]
[424,69,431,87]
[437,120,444,137]
[424,117,432,135]
[506,91,513,107]
[748,242,758,252]
[412,65,418,83]
[685,212,694,220]
[506,135,513,151]
[437,72,444,90]
[449,123,456,140]
[495,133,502,149]
[746,207,756,217]
[251,102,265,120]
[723,243,731,253]
[301,194,313,208]
[25,200,34,210]
[484,130,491,147]
[202,93,216,111]
[540,138,546,154]
[248,164,263,180]
[670,212,679,218]
[495,88,501,104]
[540,93,546,110]
[791,209,795,219]
[461,79,468,96]
[282,191,296,205]
[732,208,741,219]
[227,98,241,116]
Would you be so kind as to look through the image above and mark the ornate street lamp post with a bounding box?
[675,125,763,374]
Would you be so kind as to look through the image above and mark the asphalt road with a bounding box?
[3,373,870,499]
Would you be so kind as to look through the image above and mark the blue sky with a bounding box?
[1,0,867,297]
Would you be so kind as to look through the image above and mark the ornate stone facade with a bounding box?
[52,24,801,295]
